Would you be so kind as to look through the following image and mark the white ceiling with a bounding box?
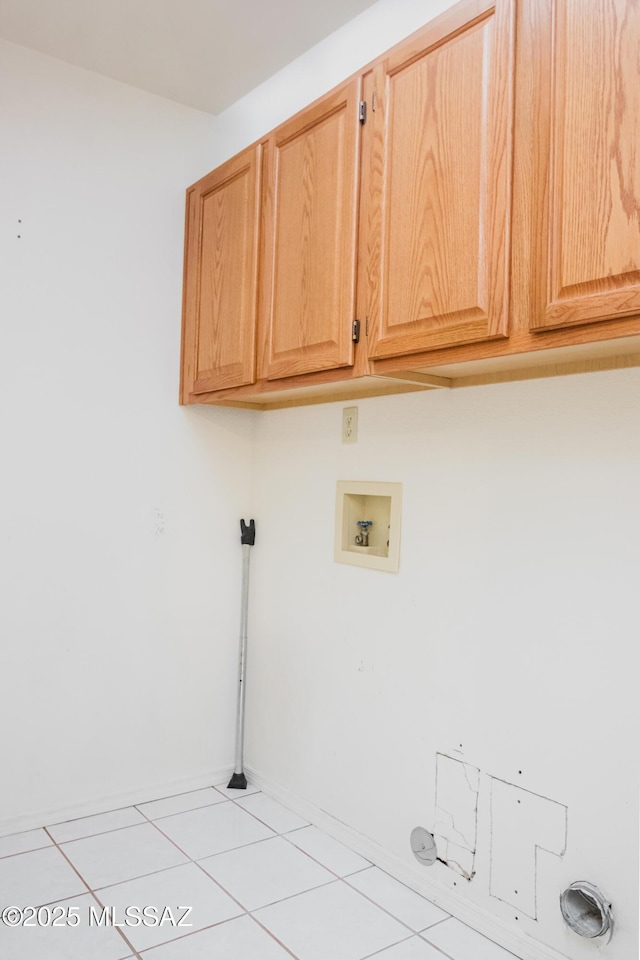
[0,0,378,114]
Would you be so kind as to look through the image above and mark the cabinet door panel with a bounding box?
[260,80,361,380]
[183,146,260,396]
[367,0,514,359]
[535,0,640,330]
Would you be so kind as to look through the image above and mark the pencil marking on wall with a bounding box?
[433,753,480,880]
[489,777,568,919]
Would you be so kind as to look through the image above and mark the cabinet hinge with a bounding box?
[352,319,361,344]
[358,100,367,124]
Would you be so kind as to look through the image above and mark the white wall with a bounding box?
[0,40,255,832]
[202,3,640,959]
[247,376,639,960]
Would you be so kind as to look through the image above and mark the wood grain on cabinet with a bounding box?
[181,0,640,410]
[370,0,640,381]
[259,79,362,381]
[365,0,515,361]
[180,145,261,401]
[531,0,640,332]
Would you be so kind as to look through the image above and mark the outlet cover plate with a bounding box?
[342,406,358,443]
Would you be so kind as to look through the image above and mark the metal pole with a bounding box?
[228,519,255,790]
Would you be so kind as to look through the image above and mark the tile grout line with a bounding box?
[144,797,231,826]
[49,815,253,958]
[341,872,451,941]
[230,790,461,952]
[193,797,372,916]
[220,790,388,896]
[416,922,458,960]
[257,803,502,960]
[418,916,518,960]
[12,787,477,960]
[4,785,303,958]
[69,792,268,897]
[135,787,225,810]
[141,799,226,821]
[35,787,231,847]
[362,932,457,960]
[155,785,451,953]
[45,797,229,847]
[136,799,301,959]
[246,911,302,960]
[143,791,424,957]
[90,853,246,953]
[280,827,359,883]
[358,933,422,959]
[233,795,460,954]
[229,787,457,942]
[89,885,145,960]
[92,860,198,894]
[223,790,307,835]
[248,875,339,912]
[42,826,143,960]
[277,823,311,836]
[343,864,378,878]
[0,842,53,861]
[54,819,156,846]
[419,915,454,934]
[158,797,437,955]
[130,914,285,958]
[151,814,348,916]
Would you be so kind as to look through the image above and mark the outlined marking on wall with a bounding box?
[489,778,568,919]
[433,753,480,880]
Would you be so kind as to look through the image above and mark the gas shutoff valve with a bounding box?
[355,520,373,547]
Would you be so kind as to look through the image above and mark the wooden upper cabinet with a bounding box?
[530,0,640,332]
[179,0,640,409]
[365,0,515,360]
[181,145,261,400]
[259,79,362,381]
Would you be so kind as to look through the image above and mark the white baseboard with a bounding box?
[245,765,571,960]
[0,766,234,838]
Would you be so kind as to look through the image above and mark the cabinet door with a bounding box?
[531,0,640,332]
[260,80,361,381]
[181,146,261,399]
[366,0,515,360]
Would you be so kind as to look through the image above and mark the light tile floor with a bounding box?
[0,782,521,960]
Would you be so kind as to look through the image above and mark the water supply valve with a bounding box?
[355,520,373,547]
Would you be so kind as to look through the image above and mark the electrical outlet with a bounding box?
[342,405,358,443]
